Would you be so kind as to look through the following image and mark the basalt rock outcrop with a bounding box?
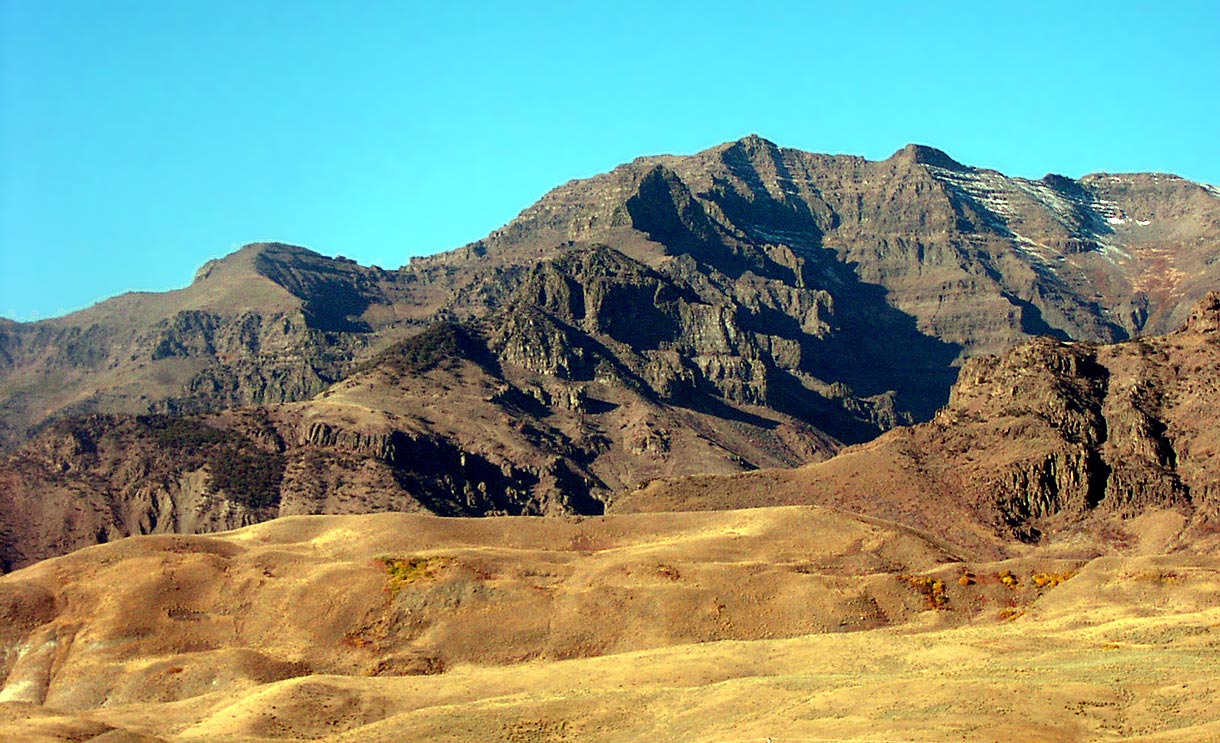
[3,138,1220,566]
[940,292,1220,536]
[433,136,1220,353]
[0,245,392,451]
[619,293,1220,553]
[6,137,1220,452]
[619,292,1220,546]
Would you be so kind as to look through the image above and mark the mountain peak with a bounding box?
[192,242,321,284]
[717,133,781,156]
[736,133,778,147]
[892,143,966,171]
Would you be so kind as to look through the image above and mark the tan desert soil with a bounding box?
[0,508,1216,742]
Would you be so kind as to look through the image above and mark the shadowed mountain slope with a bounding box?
[618,292,1220,555]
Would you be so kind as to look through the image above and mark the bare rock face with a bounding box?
[619,292,1220,551]
[5,139,1219,452]
[952,295,1220,533]
[946,338,1112,535]
[1178,290,1220,335]
[419,135,1220,433]
[0,244,391,450]
[3,139,1220,566]
[948,311,1215,540]
[447,136,1220,351]
[0,414,276,570]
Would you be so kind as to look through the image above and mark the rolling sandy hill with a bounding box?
[0,508,1217,742]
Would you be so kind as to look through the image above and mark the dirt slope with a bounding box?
[0,508,1217,742]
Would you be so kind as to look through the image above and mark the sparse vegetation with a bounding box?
[208,446,285,509]
[365,653,446,677]
[1130,571,1179,584]
[503,718,570,743]
[899,574,949,609]
[135,414,286,509]
[568,533,609,554]
[358,323,489,376]
[655,563,681,581]
[141,415,231,451]
[379,556,449,595]
[1032,571,1076,588]
[343,631,376,650]
[998,569,1020,588]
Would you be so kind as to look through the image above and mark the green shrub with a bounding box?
[208,446,284,509]
[378,556,449,595]
[899,574,949,609]
[358,323,488,376]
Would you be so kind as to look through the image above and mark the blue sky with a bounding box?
[2,0,1218,320]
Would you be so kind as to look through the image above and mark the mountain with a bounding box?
[6,137,1219,448]
[442,136,1220,345]
[2,137,1219,567]
[2,137,1220,740]
[618,292,1220,556]
[0,244,385,449]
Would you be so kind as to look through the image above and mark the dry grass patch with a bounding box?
[898,574,949,609]
[1032,571,1076,588]
[378,556,450,595]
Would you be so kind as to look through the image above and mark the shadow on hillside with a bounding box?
[719,144,962,432]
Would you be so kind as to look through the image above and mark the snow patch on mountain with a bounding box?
[924,164,1134,263]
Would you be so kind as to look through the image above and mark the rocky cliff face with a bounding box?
[409,135,1220,440]
[5,138,1218,451]
[0,414,275,570]
[619,293,1220,553]
[434,137,1220,350]
[940,292,1220,538]
[0,245,389,450]
[0,251,857,568]
[3,138,1219,566]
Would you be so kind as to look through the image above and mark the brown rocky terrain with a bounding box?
[619,292,1220,556]
[6,137,1220,453]
[0,244,388,450]
[2,137,1219,568]
[0,301,839,569]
